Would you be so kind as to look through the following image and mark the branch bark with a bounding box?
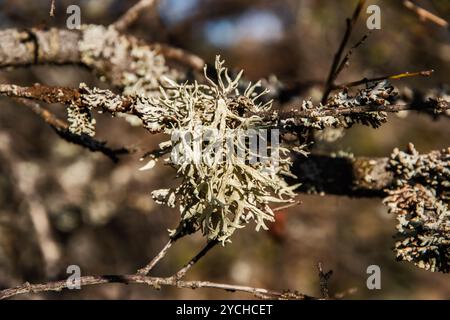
[0,273,313,300]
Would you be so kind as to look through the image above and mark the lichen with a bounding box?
[383,143,450,272]
[279,80,395,130]
[67,103,96,137]
[142,56,300,244]
[79,25,178,97]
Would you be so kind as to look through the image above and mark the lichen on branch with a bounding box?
[142,57,300,244]
[383,144,450,273]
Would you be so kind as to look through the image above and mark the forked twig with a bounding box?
[322,0,367,104]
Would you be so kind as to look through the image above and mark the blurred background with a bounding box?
[0,0,449,299]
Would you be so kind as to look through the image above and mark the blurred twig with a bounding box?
[317,262,333,299]
[332,70,434,90]
[114,0,158,32]
[49,0,56,17]
[403,0,449,29]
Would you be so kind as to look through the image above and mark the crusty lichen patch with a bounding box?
[383,143,450,272]
[79,25,179,97]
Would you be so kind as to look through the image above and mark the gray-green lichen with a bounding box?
[142,57,300,244]
[383,143,450,272]
[279,80,395,130]
[79,25,179,97]
[67,103,96,137]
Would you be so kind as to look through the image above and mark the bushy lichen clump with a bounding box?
[383,144,450,272]
[144,57,299,243]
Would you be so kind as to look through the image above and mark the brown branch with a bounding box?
[0,27,204,87]
[12,98,135,162]
[174,240,219,280]
[137,239,174,275]
[317,262,333,299]
[0,274,313,300]
[321,0,367,104]
[403,0,449,29]
[332,70,434,90]
[292,154,393,197]
[114,0,158,32]
[3,84,447,123]
[281,100,448,120]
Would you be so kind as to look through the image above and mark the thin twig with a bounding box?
[49,0,56,17]
[137,239,174,275]
[317,262,333,299]
[403,0,449,29]
[333,33,370,80]
[114,0,158,32]
[14,98,135,162]
[174,240,219,280]
[272,201,302,212]
[332,69,434,90]
[322,0,367,104]
[0,274,313,300]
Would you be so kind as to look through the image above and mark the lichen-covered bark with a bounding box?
[293,155,393,197]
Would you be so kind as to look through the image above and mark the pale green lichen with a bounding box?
[143,57,300,244]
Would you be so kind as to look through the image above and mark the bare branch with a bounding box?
[321,0,367,104]
[49,0,56,17]
[403,0,449,29]
[317,262,333,299]
[114,0,158,32]
[174,240,219,280]
[13,99,134,162]
[332,70,434,90]
[0,274,313,300]
[137,239,174,275]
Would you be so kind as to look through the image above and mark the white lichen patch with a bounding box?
[79,25,178,97]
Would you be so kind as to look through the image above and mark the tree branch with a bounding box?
[114,0,158,32]
[321,0,367,104]
[332,70,434,91]
[0,274,314,300]
[13,98,134,162]
[137,239,174,275]
[174,240,219,280]
[402,0,449,29]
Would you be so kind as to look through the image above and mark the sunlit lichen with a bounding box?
[142,56,300,244]
[383,144,450,272]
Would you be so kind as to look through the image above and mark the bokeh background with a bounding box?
[0,0,449,299]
